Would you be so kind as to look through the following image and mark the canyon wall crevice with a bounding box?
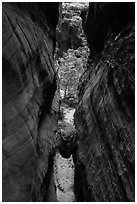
[2,3,59,201]
[74,2,135,202]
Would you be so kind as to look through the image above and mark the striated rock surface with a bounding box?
[74,2,135,202]
[2,2,59,201]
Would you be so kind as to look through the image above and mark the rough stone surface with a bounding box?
[55,104,77,159]
[74,2,135,202]
[56,3,88,58]
[2,2,59,201]
[57,121,77,159]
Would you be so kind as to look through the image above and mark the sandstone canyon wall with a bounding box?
[2,3,59,201]
[74,2,135,202]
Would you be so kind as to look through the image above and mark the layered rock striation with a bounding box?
[2,2,59,201]
[74,2,135,202]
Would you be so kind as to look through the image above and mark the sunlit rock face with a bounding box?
[2,2,59,201]
[74,2,135,202]
[56,2,88,58]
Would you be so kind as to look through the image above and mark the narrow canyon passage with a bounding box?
[2,2,135,202]
[54,104,76,202]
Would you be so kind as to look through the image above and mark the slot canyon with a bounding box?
[2,2,135,202]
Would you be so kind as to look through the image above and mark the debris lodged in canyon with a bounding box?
[54,103,76,202]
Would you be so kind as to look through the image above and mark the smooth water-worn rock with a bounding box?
[2,2,59,201]
[74,2,135,202]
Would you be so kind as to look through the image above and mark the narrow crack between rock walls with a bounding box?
[54,103,76,202]
[51,3,89,201]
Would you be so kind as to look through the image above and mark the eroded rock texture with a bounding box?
[2,2,59,201]
[56,3,88,58]
[74,2,135,202]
